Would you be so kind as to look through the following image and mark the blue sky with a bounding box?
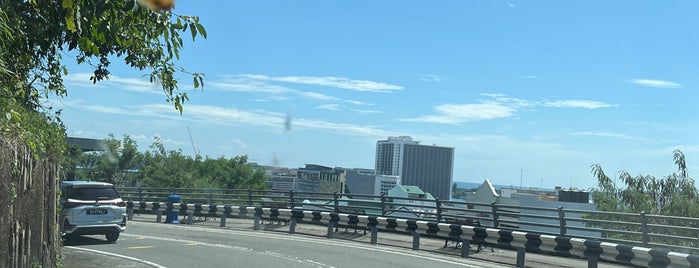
[54,0,699,189]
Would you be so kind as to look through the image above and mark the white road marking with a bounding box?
[65,246,167,268]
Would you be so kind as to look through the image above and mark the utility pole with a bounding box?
[520,169,523,189]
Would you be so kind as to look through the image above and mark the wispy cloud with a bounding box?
[544,100,616,109]
[401,94,615,124]
[520,75,538,79]
[237,74,403,93]
[419,74,447,82]
[351,109,382,115]
[345,100,373,106]
[62,102,400,138]
[402,103,515,124]
[64,73,161,94]
[628,79,682,89]
[317,104,343,111]
[211,75,374,106]
[569,131,650,142]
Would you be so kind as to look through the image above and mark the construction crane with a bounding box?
[186,126,200,157]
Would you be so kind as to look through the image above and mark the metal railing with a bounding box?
[118,186,699,255]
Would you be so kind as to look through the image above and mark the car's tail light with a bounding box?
[115,201,126,207]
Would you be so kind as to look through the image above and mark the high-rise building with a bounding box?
[375,136,454,200]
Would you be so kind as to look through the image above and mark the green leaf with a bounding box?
[195,23,207,39]
[63,0,76,32]
[190,23,197,41]
[193,76,199,88]
[125,0,135,11]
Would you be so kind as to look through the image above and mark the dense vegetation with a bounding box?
[591,150,698,217]
[68,135,268,189]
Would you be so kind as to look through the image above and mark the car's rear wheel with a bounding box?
[106,231,120,242]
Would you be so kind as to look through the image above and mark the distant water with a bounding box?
[454,181,481,190]
[455,181,554,192]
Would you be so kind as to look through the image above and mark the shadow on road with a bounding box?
[63,235,115,246]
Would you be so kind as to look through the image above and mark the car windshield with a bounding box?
[68,187,120,200]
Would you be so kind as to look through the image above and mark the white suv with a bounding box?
[59,181,127,242]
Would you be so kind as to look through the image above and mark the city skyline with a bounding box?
[53,1,699,190]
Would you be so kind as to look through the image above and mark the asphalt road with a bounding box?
[63,221,506,268]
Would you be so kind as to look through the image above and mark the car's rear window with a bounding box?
[68,187,120,200]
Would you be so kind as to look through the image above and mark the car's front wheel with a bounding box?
[106,231,120,242]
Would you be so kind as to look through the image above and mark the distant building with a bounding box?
[343,168,400,199]
[344,168,376,198]
[376,136,454,200]
[466,179,599,238]
[296,164,346,194]
[265,167,297,192]
[387,185,436,208]
[375,174,400,197]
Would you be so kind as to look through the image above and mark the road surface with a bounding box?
[64,221,506,268]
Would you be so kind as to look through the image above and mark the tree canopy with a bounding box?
[591,150,699,217]
[71,135,268,189]
[0,0,205,113]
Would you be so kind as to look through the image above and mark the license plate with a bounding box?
[87,209,107,215]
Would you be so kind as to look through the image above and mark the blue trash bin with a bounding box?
[165,194,181,224]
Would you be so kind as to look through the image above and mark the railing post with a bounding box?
[558,206,567,236]
[327,217,335,239]
[461,239,470,258]
[640,211,648,246]
[370,225,378,245]
[516,248,526,267]
[137,186,143,202]
[333,192,339,213]
[208,188,214,205]
[248,188,253,207]
[490,202,499,228]
[380,194,386,216]
[289,190,295,209]
[289,213,297,234]
[412,231,420,250]
[435,198,442,223]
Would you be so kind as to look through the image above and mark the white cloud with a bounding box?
[419,74,447,82]
[64,72,160,94]
[402,94,615,125]
[237,74,403,92]
[298,92,340,101]
[544,100,616,109]
[317,104,343,111]
[402,102,516,124]
[231,138,249,150]
[351,109,382,115]
[569,131,650,142]
[66,101,400,138]
[212,75,371,105]
[345,100,373,106]
[628,79,682,89]
[520,75,538,79]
